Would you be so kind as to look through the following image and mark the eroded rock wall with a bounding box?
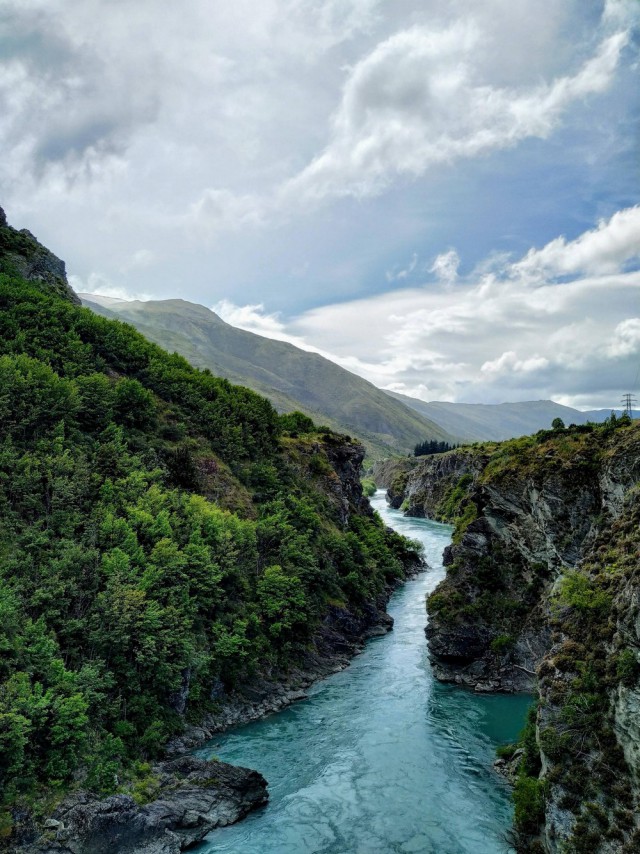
[389,425,640,851]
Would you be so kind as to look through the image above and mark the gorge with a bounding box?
[192,493,530,854]
[376,422,640,852]
[1,210,639,854]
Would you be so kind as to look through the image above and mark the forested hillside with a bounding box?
[0,211,421,845]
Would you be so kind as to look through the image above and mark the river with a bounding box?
[195,490,531,854]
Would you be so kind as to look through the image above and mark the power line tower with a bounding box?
[621,393,637,418]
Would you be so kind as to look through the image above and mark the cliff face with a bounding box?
[391,423,640,851]
[0,206,79,304]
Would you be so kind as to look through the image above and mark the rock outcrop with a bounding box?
[389,422,640,851]
[369,457,416,493]
[14,756,268,854]
[399,449,486,520]
[0,206,79,304]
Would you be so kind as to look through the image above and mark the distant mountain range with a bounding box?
[385,393,630,443]
[79,295,452,459]
[80,294,630,454]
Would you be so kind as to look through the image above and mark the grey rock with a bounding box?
[20,756,267,854]
[0,215,80,305]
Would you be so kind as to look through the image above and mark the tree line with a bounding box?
[413,439,459,457]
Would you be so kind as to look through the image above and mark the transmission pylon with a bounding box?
[621,393,637,417]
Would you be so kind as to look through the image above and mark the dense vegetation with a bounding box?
[0,224,421,835]
[413,439,458,457]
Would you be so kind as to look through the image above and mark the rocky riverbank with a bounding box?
[385,420,640,851]
[166,589,404,754]
[14,756,267,854]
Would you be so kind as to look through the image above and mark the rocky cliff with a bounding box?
[15,756,267,854]
[389,421,640,851]
[0,207,79,304]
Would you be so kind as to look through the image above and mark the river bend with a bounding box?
[195,491,530,854]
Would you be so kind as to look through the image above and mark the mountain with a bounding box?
[385,393,626,442]
[79,294,453,458]
[0,209,422,849]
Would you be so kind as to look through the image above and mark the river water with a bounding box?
[195,491,530,854]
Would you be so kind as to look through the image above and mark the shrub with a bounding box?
[615,649,639,687]
[361,477,376,497]
[490,634,515,654]
[513,775,546,836]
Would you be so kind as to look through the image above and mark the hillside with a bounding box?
[0,209,422,851]
[79,294,453,459]
[388,419,640,851]
[386,392,625,442]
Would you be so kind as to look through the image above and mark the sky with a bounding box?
[1,0,639,408]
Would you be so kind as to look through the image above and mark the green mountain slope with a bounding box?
[0,210,421,841]
[79,295,453,459]
[386,392,618,442]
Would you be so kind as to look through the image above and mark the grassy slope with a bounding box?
[80,296,453,460]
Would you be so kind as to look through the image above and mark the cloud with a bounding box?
[481,351,550,375]
[0,1,637,413]
[607,317,640,358]
[386,252,418,282]
[182,8,632,234]
[429,249,460,285]
[189,190,266,239]
[222,208,640,407]
[121,249,156,272]
[513,205,640,278]
[69,272,152,302]
[282,25,628,201]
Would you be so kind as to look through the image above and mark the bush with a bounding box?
[361,477,376,497]
[279,411,315,436]
[616,649,639,686]
[513,775,546,835]
[490,634,515,654]
[557,572,612,616]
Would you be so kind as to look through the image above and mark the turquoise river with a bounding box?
[195,491,531,854]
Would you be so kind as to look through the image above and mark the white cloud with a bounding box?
[70,272,152,302]
[513,205,640,278]
[386,252,418,282]
[121,249,156,272]
[481,351,549,374]
[212,299,327,354]
[224,208,640,406]
[1,1,637,414]
[213,299,287,338]
[189,189,267,239]
[430,249,460,285]
[607,317,640,358]
[282,26,628,201]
